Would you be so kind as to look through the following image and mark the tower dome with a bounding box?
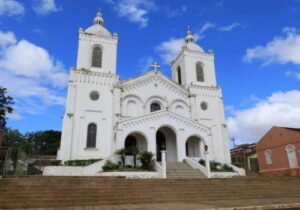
[85,11,112,37]
[183,29,204,53]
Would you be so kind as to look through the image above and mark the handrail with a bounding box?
[185,157,210,178]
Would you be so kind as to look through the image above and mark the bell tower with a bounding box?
[171,29,217,87]
[76,11,118,74]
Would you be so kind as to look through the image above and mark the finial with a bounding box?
[187,25,190,31]
[98,8,101,14]
[151,62,160,71]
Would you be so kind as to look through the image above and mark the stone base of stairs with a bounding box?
[1,176,300,209]
[11,199,300,210]
[167,161,206,179]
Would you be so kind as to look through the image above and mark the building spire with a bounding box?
[185,26,195,43]
[93,8,104,26]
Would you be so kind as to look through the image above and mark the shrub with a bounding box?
[223,164,234,172]
[138,151,155,170]
[210,161,222,171]
[210,161,235,172]
[232,162,242,167]
[50,160,62,166]
[102,160,119,171]
[199,159,206,167]
[64,159,101,166]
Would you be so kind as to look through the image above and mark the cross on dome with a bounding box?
[151,62,160,71]
[93,9,104,26]
[186,26,195,43]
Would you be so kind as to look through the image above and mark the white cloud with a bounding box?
[107,0,156,28]
[286,71,300,80]
[155,38,184,64]
[32,0,61,16]
[164,5,187,18]
[0,0,24,16]
[155,22,215,64]
[0,39,68,87]
[0,30,67,119]
[219,23,242,32]
[199,22,215,34]
[227,90,300,143]
[244,27,300,66]
[137,56,154,73]
[0,31,16,48]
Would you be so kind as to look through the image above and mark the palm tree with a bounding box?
[115,148,126,168]
[127,146,140,168]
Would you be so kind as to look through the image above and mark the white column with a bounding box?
[161,150,167,179]
[204,151,211,178]
[189,94,197,120]
[149,127,157,155]
[113,86,121,115]
[115,129,124,150]
[177,130,186,161]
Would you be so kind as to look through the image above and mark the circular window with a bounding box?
[201,102,208,110]
[90,91,99,101]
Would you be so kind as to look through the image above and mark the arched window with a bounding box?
[285,144,299,168]
[196,62,204,82]
[177,66,182,85]
[86,123,97,148]
[264,150,272,164]
[92,47,102,68]
[150,103,161,112]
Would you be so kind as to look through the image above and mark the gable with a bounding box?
[120,71,189,99]
[256,126,300,151]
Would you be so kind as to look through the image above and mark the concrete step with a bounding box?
[166,161,206,179]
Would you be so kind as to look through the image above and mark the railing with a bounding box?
[0,147,37,176]
[185,157,211,178]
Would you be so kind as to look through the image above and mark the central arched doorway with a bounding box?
[156,127,177,162]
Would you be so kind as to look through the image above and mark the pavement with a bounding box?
[10,197,300,210]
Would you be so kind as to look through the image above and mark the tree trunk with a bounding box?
[0,129,3,147]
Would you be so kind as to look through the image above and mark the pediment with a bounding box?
[120,71,189,99]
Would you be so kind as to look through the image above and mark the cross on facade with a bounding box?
[151,62,160,71]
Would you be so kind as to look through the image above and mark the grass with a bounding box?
[104,167,154,172]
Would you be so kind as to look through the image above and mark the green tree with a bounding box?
[0,87,14,131]
[2,128,31,171]
[25,130,61,155]
[3,128,31,154]
[0,87,14,147]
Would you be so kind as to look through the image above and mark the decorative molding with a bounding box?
[70,69,115,86]
[118,110,211,136]
[189,85,221,98]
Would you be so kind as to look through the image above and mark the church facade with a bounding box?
[58,12,231,165]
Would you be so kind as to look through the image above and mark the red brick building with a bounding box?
[256,127,300,176]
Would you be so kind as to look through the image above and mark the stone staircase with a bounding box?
[167,161,206,179]
[1,176,300,209]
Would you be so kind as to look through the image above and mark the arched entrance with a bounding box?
[156,127,177,162]
[186,136,206,159]
[124,132,147,152]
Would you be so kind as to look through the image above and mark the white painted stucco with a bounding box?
[57,12,231,168]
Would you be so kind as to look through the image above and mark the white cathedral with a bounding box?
[57,12,231,165]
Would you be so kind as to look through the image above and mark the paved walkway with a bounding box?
[12,198,300,210]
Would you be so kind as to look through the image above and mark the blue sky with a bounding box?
[1,0,300,144]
